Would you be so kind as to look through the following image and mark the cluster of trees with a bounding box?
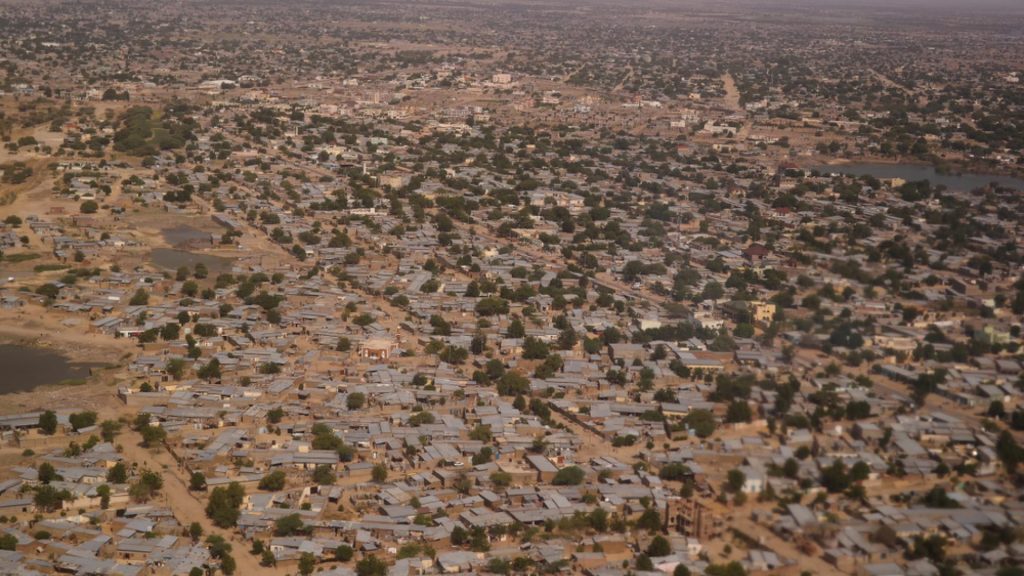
[0,162,32,184]
[552,465,585,485]
[113,106,193,156]
[258,470,287,491]
[128,469,164,503]
[101,88,130,101]
[622,259,667,283]
[206,481,246,528]
[681,409,717,438]
[205,535,237,575]
[310,422,356,461]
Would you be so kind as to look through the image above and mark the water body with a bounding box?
[150,248,234,274]
[162,225,214,248]
[0,344,98,393]
[810,163,1024,193]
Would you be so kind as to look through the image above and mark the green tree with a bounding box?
[298,552,316,575]
[38,410,58,435]
[188,521,203,542]
[733,323,755,338]
[908,534,947,563]
[705,561,748,576]
[129,469,164,502]
[469,526,490,551]
[726,469,746,493]
[129,288,149,306]
[496,371,530,396]
[37,462,57,483]
[371,463,388,483]
[160,323,180,340]
[997,431,1024,470]
[522,336,549,359]
[274,513,306,536]
[261,549,277,567]
[34,485,71,512]
[646,535,671,556]
[683,409,716,438]
[68,411,98,431]
[552,466,585,485]
[850,461,871,483]
[725,401,752,423]
[475,297,510,316]
[99,420,122,442]
[107,462,128,484]
[140,424,167,448]
[469,424,493,442]
[96,484,111,509]
[312,464,335,485]
[335,544,354,562]
[220,554,237,576]
[356,555,388,576]
[206,534,232,559]
[472,447,494,465]
[35,283,60,301]
[346,392,366,410]
[820,461,850,494]
[846,400,872,420]
[783,458,800,479]
[659,463,691,481]
[258,470,287,491]
[507,318,525,338]
[197,358,221,380]
[205,482,245,528]
[267,407,285,424]
[921,486,960,509]
[165,358,187,380]
[635,508,663,533]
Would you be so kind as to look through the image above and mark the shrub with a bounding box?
[552,465,585,485]
[258,470,286,491]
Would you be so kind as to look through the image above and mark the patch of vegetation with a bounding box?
[113,105,194,156]
[3,252,40,263]
[33,263,71,273]
[0,162,32,185]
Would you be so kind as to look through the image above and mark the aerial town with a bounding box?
[0,0,1022,575]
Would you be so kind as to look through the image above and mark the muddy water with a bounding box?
[150,248,234,274]
[162,225,215,248]
[0,344,99,392]
[811,162,1024,192]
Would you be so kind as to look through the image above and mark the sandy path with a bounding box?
[119,433,280,576]
[720,73,743,113]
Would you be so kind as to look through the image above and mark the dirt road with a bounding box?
[720,73,743,113]
[119,433,278,576]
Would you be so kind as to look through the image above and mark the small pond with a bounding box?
[0,344,100,393]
